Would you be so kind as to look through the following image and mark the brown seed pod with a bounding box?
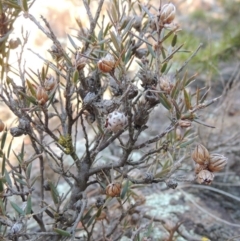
[197,170,214,185]
[97,53,115,73]
[191,144,210,166]
[0,119,5,132]
[36,86,48,105]
[208,153,227,172]
[106,182,121,197]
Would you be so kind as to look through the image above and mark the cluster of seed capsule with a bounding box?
[192,144,228,185]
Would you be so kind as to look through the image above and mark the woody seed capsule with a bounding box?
[191,144,210,166]
[159,3,176,25]
[208,153,227,172]
[36,86,48,105]
[74,51,87,70]
[44,75,56,91]
[105,111,127,133]
[197,169,214,185]
[106,182,121,197]
[97,53,115,73]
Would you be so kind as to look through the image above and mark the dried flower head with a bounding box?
[97,53,115,73]
[36,86,48,105]
[0,119,5,132]
[191,144,210,166]
[208,153,227,172]
[197,170,214,185]
[159,3,176,26]
[105,111,127,133]
[106,182,121,197]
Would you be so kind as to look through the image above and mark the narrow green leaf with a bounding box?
[95,207,103,218]
[0,29,13,43]
[120,180,129,199]
[122,18,134,38]
[0,199,5,215]
[82,206,94,223]
[7,137,13,158]
[73,70,79,85]
[53,228,71,237]
[31,175,40,187]
[193,119,215,128]
[110,3,118,23]
[161,63,167,73]
[159,93,172,110]
[13,172,26,180]
[0,178,4,193]
[170,78,181,99]
[184,73,197,87]
[41,66,45,82]
[171,34,177,47]
[20,141,25,161]
[25,195,32,215]
[109,31,121,52]
[10,201,25,215]
[0,1,3,14]
[15,178,27,186]
[147,44,156,58]
[13,151,22,164]
[18,91,37,105]
[87,213,97,227]
[4,168,12,187]
[183,88,192,110]
[49,182,59,205]
[161,47,166,59]
[26,79,36,97]
[21,0,28,11]
[67,34,77,49]
[1,154,5,176]
[1,130,7,149]
[179,137,196,148]
[26,163,32,179]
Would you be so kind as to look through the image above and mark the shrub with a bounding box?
[0,0,227,240]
